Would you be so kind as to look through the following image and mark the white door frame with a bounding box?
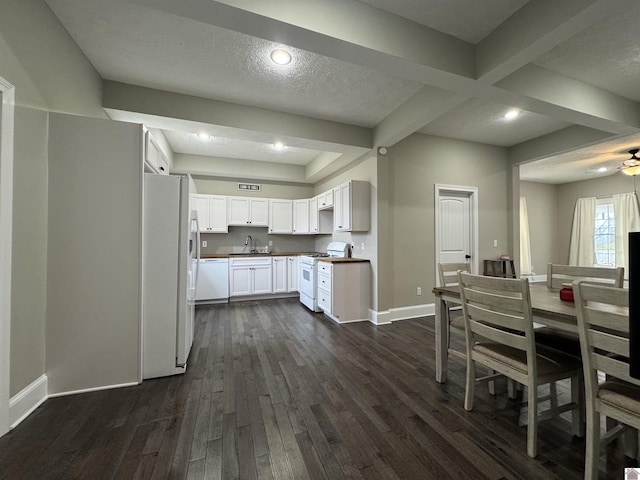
[434,184,479,284]
[0,76,15,437]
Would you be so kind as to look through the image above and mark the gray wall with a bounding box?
[556,173,637,264]
[387,133,510,309]
[47,113,142,394]
[10,107,48,396]
[519,181,559,275]
[0,0,105,397]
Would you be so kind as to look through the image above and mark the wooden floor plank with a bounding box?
[1,298,638,480]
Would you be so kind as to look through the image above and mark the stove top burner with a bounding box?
[304,253,330,258]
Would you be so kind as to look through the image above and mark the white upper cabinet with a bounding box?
[269,199,293,234]
[228,197,269,226]
[195,194,228,233]
[309,197,319,234]
[293,199,310,234]
[317,189,334,210]
[145,132,169,175]
[333,180,370,232]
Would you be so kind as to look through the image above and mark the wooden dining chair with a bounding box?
[547,263,624,289]
[438,262,471,359]
[538,264,625,358]
[458,272,584,458]
[573,281,639,480]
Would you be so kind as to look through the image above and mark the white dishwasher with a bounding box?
[195,258,229,303]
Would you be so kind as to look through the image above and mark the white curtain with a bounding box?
[613,192,640,275]
[569,197,596,266]
[519,197,533,275]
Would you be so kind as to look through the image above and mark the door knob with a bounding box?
[465,254,471,259]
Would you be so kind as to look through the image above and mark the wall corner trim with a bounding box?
[9,374,48,430]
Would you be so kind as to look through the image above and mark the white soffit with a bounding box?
[357,0,528,44]
[520,133,640,184]
[418,98,572,147]
[163,130,321,165]
[45,0,424,128]
[533,4,640,102]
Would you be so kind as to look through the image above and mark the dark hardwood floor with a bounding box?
[0,298,636,479]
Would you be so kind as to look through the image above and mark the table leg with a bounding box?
[435,297,448,383]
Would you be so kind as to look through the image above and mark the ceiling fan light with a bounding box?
[622,165,640,176]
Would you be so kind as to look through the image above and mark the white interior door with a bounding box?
[0,77,15,437]
[435,184,478,285]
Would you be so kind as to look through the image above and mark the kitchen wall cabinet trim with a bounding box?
[333,180,370,232]
[195,194,228,233]
[269,199,293,234]
[227,197,268,226]
[293,199,310,234]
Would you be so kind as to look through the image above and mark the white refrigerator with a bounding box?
[142,173,200,379]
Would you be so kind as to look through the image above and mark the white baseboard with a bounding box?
[370,303,435,325]
[522,274,547,283]
[48,381,139,399]
[9,374,48,429]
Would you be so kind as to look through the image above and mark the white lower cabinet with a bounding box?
[317,260,370,323]
[229,257,272,296]
[287,256,299,292]
[272,257,288,293]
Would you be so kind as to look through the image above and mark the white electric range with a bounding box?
[298,241,349,312]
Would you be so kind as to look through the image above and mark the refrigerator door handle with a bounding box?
[192,214,201,285]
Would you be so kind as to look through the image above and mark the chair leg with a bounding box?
[584,406,600,480]
[507,379,517,399]
[571,373,585,438]
[527,383,538,458]
[488,369,496,396]
[549,381,558,409]
[464,358,476,411]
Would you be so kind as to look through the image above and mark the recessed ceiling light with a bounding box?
[273,141,286,150]
[597,167,607,173]
[504,109,520,120]
[270,49,292,65]
[196,132,211,140]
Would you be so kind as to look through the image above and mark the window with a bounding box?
[594,199,615,266]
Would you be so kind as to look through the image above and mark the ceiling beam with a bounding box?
[476,0,637,84]
[508,125,616,165]
[133,0,475,84]
[102,81,372,149]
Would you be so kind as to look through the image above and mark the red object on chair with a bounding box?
[560,288,574,302]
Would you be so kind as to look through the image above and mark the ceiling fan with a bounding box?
[620,149,640,176]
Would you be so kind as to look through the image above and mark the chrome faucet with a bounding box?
[245,235,254,253]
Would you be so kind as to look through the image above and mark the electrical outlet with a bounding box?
[493,239,498,247]
[202,240,207,248]
[417,286,422,296]
[361,242,365,250]
[268,240,272,246]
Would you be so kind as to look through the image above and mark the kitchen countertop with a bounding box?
[200,252,319,259]
[317,258,370,263]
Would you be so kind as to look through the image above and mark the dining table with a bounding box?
[432,282,580,384]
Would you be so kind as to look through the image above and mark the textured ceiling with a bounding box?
[533,4,640,102]
[418,98,572,147]
[357,0,528,44]
[42,0,640,183]
[45,0,424,128]
[520,133,640,184]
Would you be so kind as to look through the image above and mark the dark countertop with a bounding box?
[200,252,319,259]
[318,258,370,263]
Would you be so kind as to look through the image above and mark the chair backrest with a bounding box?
[438,262,471,287]
[546,263,624,289]
[573,281,637,397]
[458,272,536,368]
